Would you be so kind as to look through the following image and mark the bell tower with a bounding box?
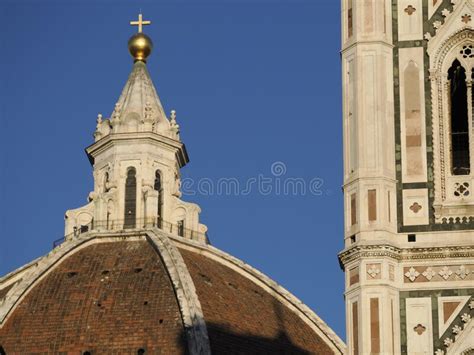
[64,14,207,243]
[340,1,474,354]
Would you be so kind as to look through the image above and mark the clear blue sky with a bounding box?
[0,0,345,339]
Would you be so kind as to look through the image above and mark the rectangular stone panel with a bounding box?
[402,189,429,226]
[405,297,433,354]
[349,267,360,286]
[370,298,380,354]
[351,193,357,226]
[398,47,427,183]
[368,189,377,221]
[398,0,423,41]
[352,301,359,355]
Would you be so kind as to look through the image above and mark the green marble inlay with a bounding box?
[399,288,474,354]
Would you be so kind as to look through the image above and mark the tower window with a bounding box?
[177,220,184,237]
[104,171,110,192]
[348,0,353,38]
[448,60,470,175]
[154,170,163,228]
[124,167,137,229]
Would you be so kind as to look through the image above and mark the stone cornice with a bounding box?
[341,39,394,55]
[338,243,474,268]
[85,132,189,167]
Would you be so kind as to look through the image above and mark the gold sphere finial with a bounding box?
[129,13,153,62]
[128,33,153,62]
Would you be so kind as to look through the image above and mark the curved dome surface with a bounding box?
[0,230,344,354]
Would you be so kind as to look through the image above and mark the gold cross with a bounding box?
[130,13,151,33]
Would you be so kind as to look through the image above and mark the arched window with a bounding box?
[177,219,185,237]
[124,167,137,229]
[448,60,470,175]
[104,171,110,192]
[154,170,163,228]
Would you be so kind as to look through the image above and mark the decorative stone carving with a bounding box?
[444,337,454,347]
[461,313,471,323]
[144,101,154,123]
[366,264,381,279]
[94,113,104,141]
[96,113,102,127]
[169,110,180,139]
[414,323,426,335]
[173,171,182,198]
[460,44,474,57]
[170,110,177,125]
[452,324,463,334]
[422,267,437,280]
[462,14,472,24]
[454,182,470,197]
[410,202,423,213]
[403,264,474,282]
[439,266,453,280]
[405,5,417,15]
[442,9,451,17]
[403,5,416,16]
[88,191,97,202]
[112,103,121,123]
[405,267,420,282]
[456,265,470,279]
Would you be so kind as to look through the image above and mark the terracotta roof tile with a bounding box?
[0,241,186,354]
[179,248,334,355]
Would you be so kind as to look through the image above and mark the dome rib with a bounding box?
[146,231,211,354]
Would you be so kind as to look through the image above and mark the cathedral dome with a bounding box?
[0,231,345,354]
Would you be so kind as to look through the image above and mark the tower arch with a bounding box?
[124,167,137,229]
[154,169,163,227]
